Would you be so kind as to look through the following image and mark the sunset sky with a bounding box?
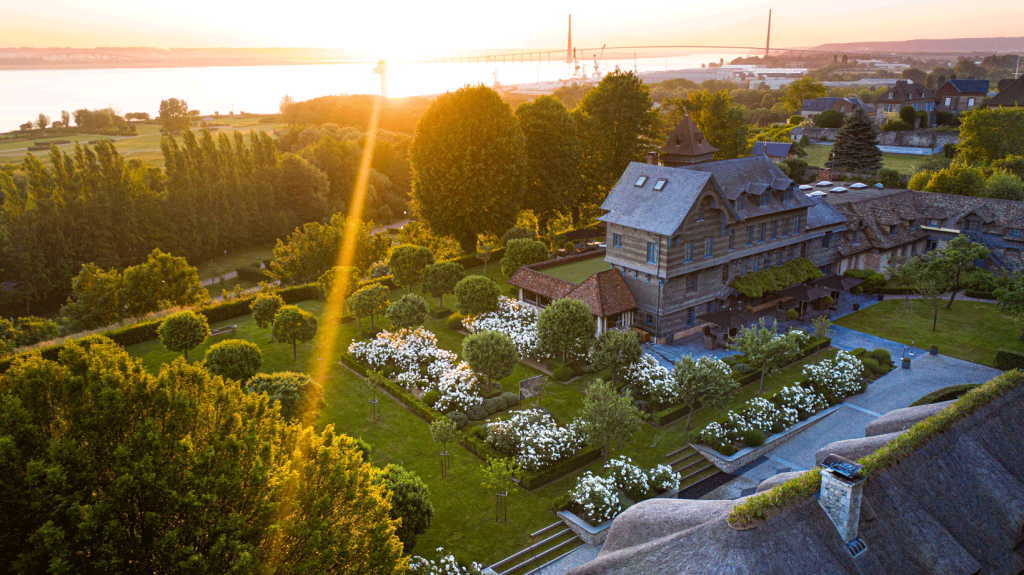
[2,0,1022,58]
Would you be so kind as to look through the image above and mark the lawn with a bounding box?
[540,254,610,284]
[803,144,932,176]
[834,299,1023,366]
[193,241,277,282]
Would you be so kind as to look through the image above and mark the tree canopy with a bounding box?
[831,108,882,173]
[515,96,583,232]
[956,108,1024,164]
[782,77,827,112]
[158,97,191,133]
[577,379,643,464]
[590,329,642,383]
[672,355,738,430]
[665,90,749,160]
[267,213,391,284]
[500,238,549,277]
[159,311,209,363]
[421,261,464,309]
[349,284,390,330]
[379,465,434,552]
[537,298,596,361]
[462,330,519,392]
[272,305,318,359]
[389,244,434,292]
[386,293,429,329]
[204,338,263,382]
[454,276,500,316]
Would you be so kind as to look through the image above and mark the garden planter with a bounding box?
[930,345,938,356]
[902,357,911,369]
[877,294,884,301]
[852,303,860,311]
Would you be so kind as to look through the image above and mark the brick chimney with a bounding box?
[818,455,866,542]
[646,151,659,165]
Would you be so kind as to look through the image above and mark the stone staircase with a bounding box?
[486,521,584,575]
[665,445,719,489]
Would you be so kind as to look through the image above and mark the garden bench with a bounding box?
[210,325,237,337]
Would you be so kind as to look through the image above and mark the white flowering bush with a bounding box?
[408,548,482,575]
[434,361,483,412]
[623,354,675,404]
[348,327,439,372]
[745,397,798,433]
[485,409,587,471]
[606,457,651,501]
[464,296,543,359]
[699,422,727,445]
[571,472,622,523]
[777,384,829,416]
[649,464,680,493]
[803,350,863,400]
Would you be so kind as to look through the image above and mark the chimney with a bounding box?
[646,151,659,165]
[818,454,866,542]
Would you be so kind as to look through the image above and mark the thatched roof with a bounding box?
[568,384,1024,575]
[863,401,953,437]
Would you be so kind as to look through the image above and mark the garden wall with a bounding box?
[797,127,959,148]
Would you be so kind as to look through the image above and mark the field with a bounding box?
[538,254,609,284]
[803,144,932,176]
[835,299,1023,366]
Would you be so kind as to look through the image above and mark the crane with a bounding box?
[373,60,387,98]
[592,44,606,78]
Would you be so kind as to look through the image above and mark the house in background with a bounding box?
[798,96,875,118]
[749,141,793,163]
[875,80,936,120]
[935,77,989,114]
[981,76,1024,109]
[658,116,719,166]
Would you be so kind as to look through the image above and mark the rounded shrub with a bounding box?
[786,309,799,320]
[482,397,502,415]
[500,391,520,407]
[718,443,737,456]
[552,364,574,381]
[204,339,262,383]
[247,371,316,420]
[741,429,766,448]
[492,395,509,411]
[446,411,468,429]
[466,404,488,421]
[871,347,891,363]
[422,390,440,407]
[850,347,867,357]
[386,293,429,329]
[861,357,882,374]
[446,313,465,331]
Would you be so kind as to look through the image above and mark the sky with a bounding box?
[2,0,1023,59]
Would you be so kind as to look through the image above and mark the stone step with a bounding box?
[668,451,704,471]
[664,444,696,461]
[495,530,583,575]
[678,464,719,490]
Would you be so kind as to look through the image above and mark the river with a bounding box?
[0,53,745,132]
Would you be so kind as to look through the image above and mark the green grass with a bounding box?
[193,242,277,282]
[803,144,932,176]
[539,255,609,284]
[835,299,1024,367]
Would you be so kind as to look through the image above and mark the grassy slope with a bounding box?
[803,144,930,176]
[835,299,1023,366]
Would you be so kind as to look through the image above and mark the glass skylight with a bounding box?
[634,176,648,187]
[653,178,667,191]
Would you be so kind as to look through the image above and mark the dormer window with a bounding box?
[889,225,898,237]
[783,189,793,202]
[759,193,770,207]
[634,176,647,187]
[737,195,745,210]
[653,178,667,191]
[965,220,983,232]
[908,219,916,230]
[852,229,859,244]
[697,205,705,221]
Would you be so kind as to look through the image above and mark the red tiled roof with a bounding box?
[507,268,575,299]
[566,270,637,317]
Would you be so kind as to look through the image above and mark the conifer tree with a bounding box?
[830,108,882,173]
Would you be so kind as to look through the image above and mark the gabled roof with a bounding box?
[565,270,637,317]
[981,76,1024,109]
[750,141,792,158]
[680,155,794,199]
[877,80,935,103]
[804,197,847,230]
[598,162,715,236]
[660,116,719,157]
[799,97,871,114]
[507,268,575,299]
[939,78,990,95]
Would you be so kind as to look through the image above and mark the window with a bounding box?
[1011,229,1024,238]
[822,231,832,248]
[738,195,745,210]
[722,265,729,284]
[782,217,790,237]
[671,236,679,248]
[765,252,772,269]
[685,273,697,292]
[634,176,647,187]
[646,241,657,264]
[787,245,794,260]
[770,220,778,240]
[697,205,705,221]
[758,223,766,243]
[794,215,803,234]
[686,307,695,327]
[911,242,918,255]
[820,264,832,275]
[783,188,793,202]
[746,226,754,246]
[800,242,807,258]
[612,233,622,247]
[965,220,983,232]
[704,237,713,258]
[760,193,770,207]
[752,257,760,272]
[646,313,653,326]
[741,259,748,275]
[728,227,735,250]
[944,97,952,107]
[927,102,934,111]
[852,229,859,244]
[685,241,694,262]
[888,225,898,237]
[967,97,975,108]
[909,219,916,231]
[653,178,667,191]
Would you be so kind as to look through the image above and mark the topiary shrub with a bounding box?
[204,339,262,383]
[500,391,520,407]
[733,362,753,374]
[447,411,468,429]
[785,309,799,320]
[446,313,465,331]
[718,443,737,456]
[552,364,574,381]
[423,390,440,407]
[861,357,881,374]
[492,395,509,411]
[741,429,766,448]
[871,347,891,363]
[482,397,502,415]
[466,404,488,421]
[850,347,867,357]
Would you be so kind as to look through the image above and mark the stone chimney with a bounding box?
[646,151,659,165]
[818,454,866,542]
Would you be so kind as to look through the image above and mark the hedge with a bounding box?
[994,348,1024,370]
[909,384,979,406]
[234,266,268,282]
[443,247,507,271]
[964,289,995,300]
[518,447,603,490]
[357,275,398,291]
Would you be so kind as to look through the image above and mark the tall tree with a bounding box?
[577,379,643,464]
[60,109,70,127]
[831,107,883,173]
[782,77,827,112]
[729,319,800,394]
[462,330,519,392]
[956,108,1024,164]
[671,355,738,430]
[536,298,596,361]
[410,85,526,252]
[35,113,49,130]
[274,153,331,224]
[158,97,191,133]
[931,235,990,308]
[119,248,208,318]
[665,90,749,160]
[590,329,642,383]
[421,261,464,309]
[388,244,434,293]
[515,96,582,232]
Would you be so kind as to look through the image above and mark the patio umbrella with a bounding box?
[696,308,757,330]
[812,274,864,292]
[777,282,833,302]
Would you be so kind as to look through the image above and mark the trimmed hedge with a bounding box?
[443,247,506,271]
[964,289,995,300]
[909,384,979,406]
[994,348,1024,370]
[357,275,398,291]
[518,447,603,490]
[234,266,268,282]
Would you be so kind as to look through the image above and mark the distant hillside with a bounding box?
[811,37,1024,54]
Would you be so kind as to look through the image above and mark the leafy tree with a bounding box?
[590,329,642,383]
[577,70,661,185]
[251,292,285,339]
[454,275,500,316]
[500,238,549,277]
[984,171,1024,201]
[60,109,70,126]
[119,248,208,318]
[515,96,582,232]
[421,261,464,309]
[272,305,318,359]
[665,90,749,160]
[267,213,390,284]
[830,108,882,173]
[60,263,124,331]
[956,108,1024,164]
[410,85,526,252]
[992,155,1024,180]
[500,227,536,246]
[888,255,947,332]
[389,244,434,293]
[349,284,390,330]
[0,340,403,573]
[577,379,643,464]
[782,77,827,112]
[387,293,429,329]
[159,311,209,363]
[901,68,928,85]
[931,235,990,308]
[996,272,1024,340]
[204,339,263,382]
[476,237,495,275]
[729,319,800,393]
[318,265,360,314]
[899,105,918,126]
[672,355,739,430]
[36,113,49,130]
[813,109,844,128]
[552,82,593,108]
[480,457,522,523]
[275,153,331,224]
[537,298,596,361]
[158,97,191,133]
[923,163,987,196]
[429,417,460,453]
[878,168,903,188]
[379,464,434,551]
[462,330,519,392]
[11,316,60,347]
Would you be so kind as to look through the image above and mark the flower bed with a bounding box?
[463,296,543,360]
[568,457,681,525]
[484,408,587,472]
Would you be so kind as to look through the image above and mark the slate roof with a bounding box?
[680,155,794,200]
[565,270,637,317]
[877,80,935,103]
[981,76,1024,109]
[598,162,715,236]
[804,197,848,230]
[660,116,719,157]
[568,380,1024,575]
[750,141,792,158]
[799,97,872,115]
[939,78,990,95]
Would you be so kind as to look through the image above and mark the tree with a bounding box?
[480,457,521,524]
[515,96,582,232]
[430,417,460,454]
[60,109,70,127]
[537,298,596,361]
[813,109,844,128]
[268,213,391,284]
[577,70,661,183]
[119,248,208,317]
[831,108,882,173]
[924,163,986,196]
[158,97,191,133]
[389,244,434,293]
[421,261,464,309]
[956,108,1024,164]
[729,319,800,394]
[463,330,519,392]
[577,379,643,464]
[158,311,209,363]
[280,94,295,114]
[272,305,318,359]
[996,272,1024,340]
[251,292,285,339]
[36,113,49,130]
[410,85,526,252]
[454,275,500,316]
[387,293,429,329]
[318,265,360,313]
[378,465,434,551]
[665,90,749,160]
[205,339,263,383]
[782,77,827,112]
[931,235,990,308]
[888,254,947,332]
[500,238,549,277]
[899,105,918,127]
[246,371,317,420]
[60,263,124,331]
[985,171,1024,201]
[901,68,928,85]
[590,329,642,383]
[671,355,739,430]
[349,284,390,330]
[476,235,496,275]
[0,339,403,573]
